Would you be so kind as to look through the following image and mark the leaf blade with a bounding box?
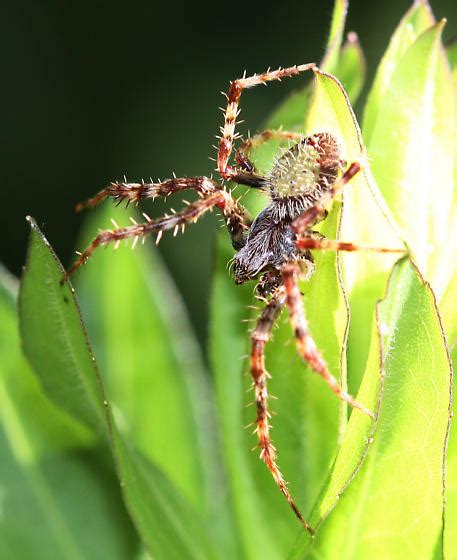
[74,205,227,521]
[19,219,106,434]
[302,259,452,559]
[19,218,218,560]
[362,0,435,143]
[334,32,366,105]
[366,21,454,296]
[0,268,138,560]
[306,69,403,392]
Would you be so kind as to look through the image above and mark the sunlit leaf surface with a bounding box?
[307,69,403,393]
[298,259,452,559]
[333,32,366,105]
[366,21,454,296]
[445,348,457,559]
[363,0,435,143]
[442,41,457,560]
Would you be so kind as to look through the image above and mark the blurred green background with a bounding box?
[3,0,456,346]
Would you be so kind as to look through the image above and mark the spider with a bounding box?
[63,63,402,532]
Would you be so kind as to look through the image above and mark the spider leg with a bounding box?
[75,176,251,251]
[218,64,316,180]
[296,237,405,254]
[293,162,361,233]
[77,176,225,211]
[281,262,374,418]
[293,161,405,254]
[63,188,247,282]
[250,285,313,533]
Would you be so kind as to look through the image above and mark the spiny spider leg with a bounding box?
[74,175,251,253]
[63,187,248,282]
[292,160,405,254]
[282,262,374,418]
[292,162,361,234]
[218,63,316,180]
[250,286,314,533]
[77,176,227,211]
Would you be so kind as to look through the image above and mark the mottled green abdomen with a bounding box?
[269,132,341,200]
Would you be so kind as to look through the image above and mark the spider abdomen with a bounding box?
[269,132,341,201]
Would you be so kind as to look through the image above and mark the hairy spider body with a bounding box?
[233,132,340,286]
[64,63,403,532]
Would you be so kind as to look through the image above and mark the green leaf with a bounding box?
[290,298,383,557]
[440,46,457,348]
[446,36,457,70]
[445,347,457,559]
[440,273,457,349]
[443,35,457,535]
[74,205,227,523]
[0,269,138,559]
[301,259,452,559]
[19,223,106,435]
[19,218,218,560]
[306,69,403,391]
[0,432,139,560]
[0,275,93,462]
[320,0,348,74]
[108,424,218,560]
[365,21,455,298]
[333,32,366,105]
[363,0,435,143]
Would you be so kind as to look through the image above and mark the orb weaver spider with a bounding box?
[63,63,402,531]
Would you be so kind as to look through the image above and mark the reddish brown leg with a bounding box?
[218,64,316,180]
[63,187,248,282]
[293,161,405,254]
[282,262,374,418]
[76,176,222,211]
[250,286,314,533]
[296,237,405,254]
[292,162,361,234]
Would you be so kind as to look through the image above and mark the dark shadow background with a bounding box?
[3,0,455,346]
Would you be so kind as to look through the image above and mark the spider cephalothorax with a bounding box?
[64,64,402,532]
